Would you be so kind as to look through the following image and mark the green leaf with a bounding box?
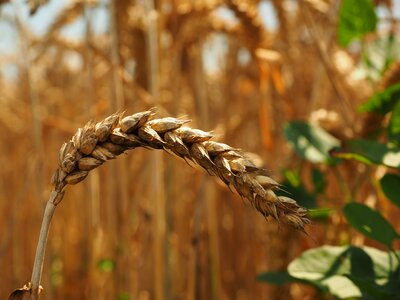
[311,168,326,194]
[338,0,377,47]
[359,83,400,115]
[389,100,400,143]
[340,139,400,168]
[380,173,400,208]
[97,258,115,272]
[256,271,298,285]
[347,276,398,300]
[308,208,332,220]
[284,121,340,164]
[288,245,400,299]
[343,203,399,247]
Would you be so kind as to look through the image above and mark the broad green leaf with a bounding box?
[359,83,400,115]
[338,0,377,47]
[308,208,332,220]
[288,246,400,299]
[256,271,297,285]
[288,246,350,281]
[284,121,340,164]
[348,276,398,300]
[321,276,361,298]
[341,139,400,169]
[380,173,400,208]
[389,100,400,143]
[311,168,326,194]
[97,258,115,272]
[343,203,399,247]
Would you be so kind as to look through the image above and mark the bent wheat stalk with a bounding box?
[10,108,309,300]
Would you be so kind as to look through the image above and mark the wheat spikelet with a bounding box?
[51,108,309,229]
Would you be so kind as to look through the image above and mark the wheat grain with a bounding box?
[51,108,309,229]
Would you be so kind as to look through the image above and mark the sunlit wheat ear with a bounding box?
[53,108,310,229]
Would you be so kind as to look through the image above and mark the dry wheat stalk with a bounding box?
[11,108,309,300]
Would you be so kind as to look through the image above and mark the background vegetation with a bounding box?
[1,0,400,299]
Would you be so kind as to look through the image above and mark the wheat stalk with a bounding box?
[10,108,309,299]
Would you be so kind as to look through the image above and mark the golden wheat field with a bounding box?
[2,0,400,299]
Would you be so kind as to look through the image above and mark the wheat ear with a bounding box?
[11,108,309,300]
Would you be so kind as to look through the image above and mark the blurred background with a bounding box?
[1,0,400,299]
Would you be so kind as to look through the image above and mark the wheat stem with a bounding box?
[30,192,62,300]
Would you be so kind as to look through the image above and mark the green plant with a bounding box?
[258,2,400,298]
[258,87,400,299]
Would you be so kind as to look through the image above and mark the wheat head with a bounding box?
[51,108,309,230]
